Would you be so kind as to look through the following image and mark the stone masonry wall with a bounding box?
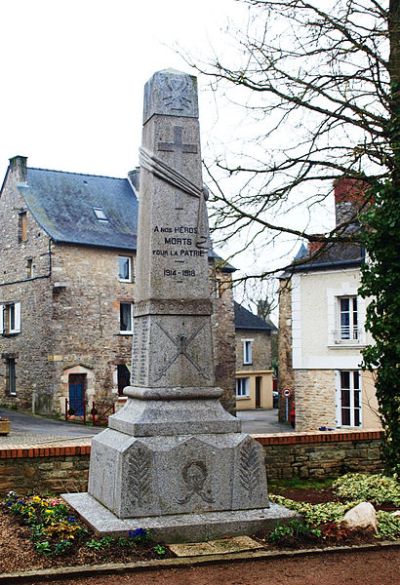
[210,271,236,414]
[294,369,337,431]
[49,243,134,413]
[0,158,54,411]
[278,278,294,422]
[0,158,236,415]
[235,330,272,372]
[0,431,383,495]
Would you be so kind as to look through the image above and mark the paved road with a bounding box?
[0,407,291,447]
[0,408,103,446]
[237,409,292,434]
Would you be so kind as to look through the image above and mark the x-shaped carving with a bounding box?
[154,321,207,382]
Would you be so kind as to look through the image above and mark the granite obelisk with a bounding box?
[64,70,295,541]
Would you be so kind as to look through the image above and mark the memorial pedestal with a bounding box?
[64,69,295,543]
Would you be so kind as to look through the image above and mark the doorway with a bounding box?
[255,376,262,408]
[117,364,131,396]
[68,374,86,416]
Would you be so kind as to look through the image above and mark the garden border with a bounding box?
[0,539,399,584]
[0,430,385,494]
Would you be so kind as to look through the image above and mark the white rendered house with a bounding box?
[278,179,381,431]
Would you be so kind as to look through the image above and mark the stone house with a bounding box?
[234,302,277,410]
[278,178,381,431]
[0,156,236,416]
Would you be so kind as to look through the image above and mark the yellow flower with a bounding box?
[31,496,41,504]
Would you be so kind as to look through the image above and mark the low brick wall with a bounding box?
[259,430,384,479]
[0,431,384,495]
[0,446,90,495]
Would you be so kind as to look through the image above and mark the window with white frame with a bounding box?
[242,339,253,365]
[338,296,358,341]
[6,358,16,396]
[118,256,133,282]
[236,377,250,397]
[0,302,21,335]
[119,302,133,334]
[337,370,361,427]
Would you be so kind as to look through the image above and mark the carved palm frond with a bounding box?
[239,440,260,498]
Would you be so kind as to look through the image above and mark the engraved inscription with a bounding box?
[239,440,261,499]
[152,223,206,281]
[154,321,207,381]
[178,460,214,504]
[126,446,152,507]
[131,319,149,385]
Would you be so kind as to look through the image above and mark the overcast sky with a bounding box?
[0,0,244,179]
[0,1,323,311]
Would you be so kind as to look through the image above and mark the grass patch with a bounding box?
[269,477,335,492]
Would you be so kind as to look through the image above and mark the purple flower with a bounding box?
[128,528,147,539]
[67,516,76,523]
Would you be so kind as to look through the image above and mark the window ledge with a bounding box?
[327,343,366,350]
[119,332,133,336]
[236,396,251,400]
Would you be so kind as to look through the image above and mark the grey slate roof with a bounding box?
[15,166,235,272]
[19,168,138,251]
[234,302,277,332]
[280,241,364,278]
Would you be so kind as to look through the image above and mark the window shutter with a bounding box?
[14,302,21,333]
[0,304,3,334]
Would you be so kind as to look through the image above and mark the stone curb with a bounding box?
[1,540,399,584]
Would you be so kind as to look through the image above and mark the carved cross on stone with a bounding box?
[157,126,198,212]
[158,126,198,155]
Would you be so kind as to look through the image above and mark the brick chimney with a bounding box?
[9,155,28,183]
[333,177,368,228]
[308,241,325,256]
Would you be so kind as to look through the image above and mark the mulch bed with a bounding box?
[271,486,339,504]
[0,513,173,575]
[0,485,397,575]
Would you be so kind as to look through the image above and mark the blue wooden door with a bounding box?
[68,375,85,416]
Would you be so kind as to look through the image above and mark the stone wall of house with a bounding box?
[278,278,294,421]
[49,243,134,413]
[0,157,236,415]
[235,330,272,372]
[0,158,54,411]
[0,431,383,495]
[294,369,337,431]
[210,271,236,414]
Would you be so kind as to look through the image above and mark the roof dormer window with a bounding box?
[93,207,109,222]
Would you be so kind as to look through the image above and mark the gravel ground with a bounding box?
[14,548,400,585]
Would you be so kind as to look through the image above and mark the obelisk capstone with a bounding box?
[63,70,296,542]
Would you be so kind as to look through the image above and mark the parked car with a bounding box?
[273,390,279,409]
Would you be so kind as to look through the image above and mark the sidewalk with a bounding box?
[0,408,103,447]
[0,407,291,448]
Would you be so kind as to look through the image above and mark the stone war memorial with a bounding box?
[64,69,294,542]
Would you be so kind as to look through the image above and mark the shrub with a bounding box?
[333,473,400,506]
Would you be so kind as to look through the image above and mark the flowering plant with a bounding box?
[2,492,86,555]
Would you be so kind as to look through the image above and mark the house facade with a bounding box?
[234,302,277,410]
[0,156,236,416]
[278,178,381,431]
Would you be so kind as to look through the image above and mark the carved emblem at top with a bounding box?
[143,70,199,123]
